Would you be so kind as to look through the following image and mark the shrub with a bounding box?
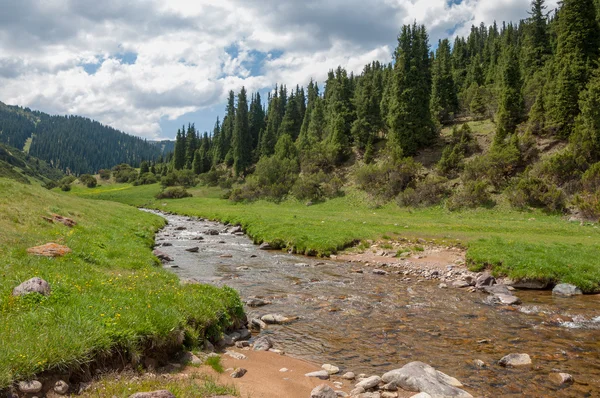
[438,124,477,177]
[581,162,600,192]
[155,186,192,199]
[79,174,97,188]
[397,175,450,207]
[291,172,344,202]
[462,140,521,189]
[447,180,493,210]
[112,164,138,183]
[98,169,111,180]
[199,168,228,187]
[135,172,158,186]
[60,183,72,192]
[355,157,421,201]
[507,176,565,212]
[161,170,196,188]
[574,192,600,219]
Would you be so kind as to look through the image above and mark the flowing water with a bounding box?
[146,210,600,397]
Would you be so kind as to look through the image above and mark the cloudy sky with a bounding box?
[0,0,558,140]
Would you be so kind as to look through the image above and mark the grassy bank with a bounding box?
[0,178,244,389]
[69,182,600,292]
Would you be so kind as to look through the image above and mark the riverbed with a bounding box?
[146,209,600,397]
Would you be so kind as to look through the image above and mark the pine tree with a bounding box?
[211,118,222,166]
[249,92,265,156]
[430,39,459,124]
[173,128,186,170]
[496,36,524,141]
[524,0,551,71]
[185,123,197,169]
[324,67,354,163]
[233,87,251,175]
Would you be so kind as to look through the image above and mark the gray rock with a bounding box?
[203,340,215,353]
[452,281,471,288]
[381,393,398,398]
[231,368,247,378]
[381,362,472,398]
[342,372,356,380]
[483,284,513,296]
[499,353,532,367]
[230,226,243,234]
[507,279,549,289]
[19,380,42,394]
[129,391,176,398]
[224,350,247,360]
[475,272,495,288]
[410,394,432,398]
[552,284,583,297]
[237,328,251,340]
[253,335,273,351]
[235,341,249,348]
[259,242,272,250]
[356,393,381,398]
[549,372,574,385]
[261,314,291,324]
[161,242,173,247]
[484,294,522,306]
[373,269,389,275]
[350,387,365,396]
[472,360,486,368]
[204,229,219,235]
[322,364,340,374]
[305,370,330,380]
[245,298,272,307]
[250,318,267,330]
[217,334,234,348]
[311,384,337,398]
[54,380,69,395]
[228,332,241,342]
[355,375,381,390]
[152,249,173,262]
[185,247,199,253]
[13,278,51,297]
[181,351,202,365]
[336,392,349,397]
[438,283,448,289]
[381,383,398,391]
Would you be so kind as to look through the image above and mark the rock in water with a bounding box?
[499,353,532,367]
[245,298,272,307]
[27,243,72,257]
[261,313,296,324]
[259,242,272,250]
[305,370,330,380]
[552,284,583,297]
[355,376,381,390]
[152,249,173,262]
[381,362,472,398]
[18,381,42,394]
[13,277,51,296]
[549,372,574,385]
[129,391,176,398]
[185,247,199,253]
[311,384,337,398]
[253,335,273,351]
[475,272,495,288]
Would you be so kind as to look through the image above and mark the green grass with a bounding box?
[69,182,600,292]
[81,372,237,397]
[0,178,244,388]
[204,355,224,373]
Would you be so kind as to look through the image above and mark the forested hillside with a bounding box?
[0,102,166,174]
[0,143,63,184]
[149,0,600,219]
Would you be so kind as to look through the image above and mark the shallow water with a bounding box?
[146,210,600,397]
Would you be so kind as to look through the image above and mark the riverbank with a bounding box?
[0,179,244,393]
[69,182,600,292]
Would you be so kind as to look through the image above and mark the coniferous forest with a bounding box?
[151,0,600,218]
[0,102,165,174]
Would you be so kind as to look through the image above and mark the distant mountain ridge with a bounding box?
[0,101,171,174]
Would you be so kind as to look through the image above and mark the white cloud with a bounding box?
[0,0,554,139]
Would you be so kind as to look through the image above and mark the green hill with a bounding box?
[0,143,63,185]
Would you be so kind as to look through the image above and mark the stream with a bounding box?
[145,209,600,397]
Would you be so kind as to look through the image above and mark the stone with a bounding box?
[342,372,356,380]
[552,284,583,297]
[250,318,267,330]
[203,340,215,352]
[305,370,330,380]
[161,242,173,247]
[280,368,288,372]
[484,294,522,306]
[410,394,432,398]
[475,272,495,288]
[129,391,176,398]
[185,247,199,253]
[18,381,42,394]
[472,360,486,368]
[191,236,204,241]
[235,341,249,348]
[373,269,389,275]
[181,351,202,365]
[245,298,272,307]
[350,387,365,396]
[483,285,514,296]
[219,254,233,258]
[236,266,250,271]
[311,384,337,398]
[237,328,251,340]
[217,335,234,348]
[259,242,272,250]
[355,393,380,398]
[508,279,549,289]
[261,314,298,324]
[175,226,186,230]
[381,383,397,391]
[381,362,472,398]
[205,229,219,235]
[549,372,574,385]
[499,353,532,367]
[228,332,241,342]
[355,375,381,390]
[12,277,51,297]
[43,214,77,227]
[269,348,284,354]
[27,243,72,257]
[336,391,349,397]
[230,226,243,234]
[224,350,247,360]
[381,393,398,398]
[252,335,274,351]
[438,283,448,289]
[54,380,69,395]
[152,250,173,262]
[463,275,476,286]
[230,368,247,378]
[322,364,340,375]
[452,281,471,288]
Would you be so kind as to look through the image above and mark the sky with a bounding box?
[0,0,559,140]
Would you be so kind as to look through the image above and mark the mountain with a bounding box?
[0,102,169,174]
[0,142,63,184]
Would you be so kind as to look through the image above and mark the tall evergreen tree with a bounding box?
[211,118,222,166]
[173,128,186,170]
[496,33,524,141]
[430,39,459,124]
[233,87,251,175]
[249,92,266,155]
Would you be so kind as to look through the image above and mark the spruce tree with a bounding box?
[233,87,251,175]
[430,39,459,124]
[173,128,186,170]
[211,118,222,166]
[496,38,524,141]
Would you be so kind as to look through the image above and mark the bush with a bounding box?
[581,162,600,192]
[161,170,196,188]
[291,172,344,202]
[574,192,600,219]
[98,169,111,180]
[397,175,450,207]
[507,176,565,212]
[199,168,228,187]
[438,124,477,177]
[112,164,138,183]
[447,180,493,210]
[462,140,521,189]
[155,186,192,199]
[60,183,71,192]
[135,172,158,186]
[355,158,421,201]
[79,174,97,188]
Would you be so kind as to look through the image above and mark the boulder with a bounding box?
[225,350,247,360]
[152,250,173,262]
[217,334,234,348]
[261,314,297,324]
[129,391,176,398]
[381,362,472,398]
[250,318,267,330]
[181,351,202,365]
[475,272,495,288]
[229,226,243,234]
[27,243,72,257]
[230,368,247,378]
[322,364,340,375]
[499,353,532,367]
[342,372,356,380]
[305,370,330,380]
[549,372,574,385]
[245,298,272,307]
[484,294,521,306]
[507,279,549,290]
[204,229,220,236]
[13,277,51,296]
[552,284,583,297]
[185,247,199,253]
[259,242,272,250]
[253,335,274,351]
[54,380,69,395]
[311,384,337,398]
[18,381,42,394]
[355,376,381,390]
[483,285,513,296]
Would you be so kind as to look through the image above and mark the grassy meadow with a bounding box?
[0,178,244,389]
[69,180,600,292]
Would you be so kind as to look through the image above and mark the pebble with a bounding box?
[499,353,532,367]
[322,363,340,375]
[549,372,574,385]
[342,372,356,380]
[230,368,247,378]
[305,370,330,380]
